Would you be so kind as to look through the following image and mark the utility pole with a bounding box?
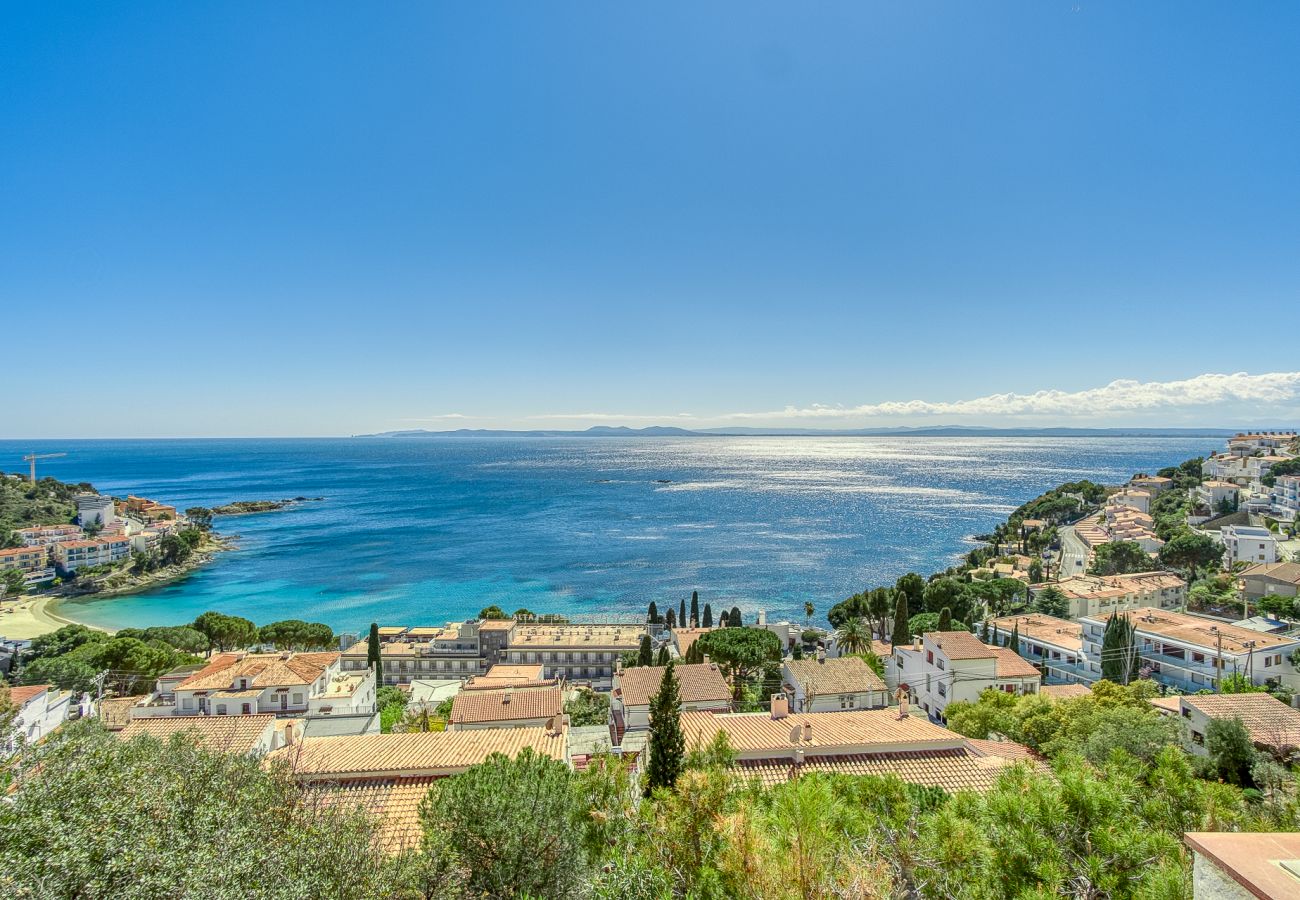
[1211,627,1223,691]
[92,669,109,717]
[1244,640,1256,683]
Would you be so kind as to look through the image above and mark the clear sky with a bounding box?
[4,2,1299,437]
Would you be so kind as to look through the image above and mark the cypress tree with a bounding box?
[366,622,383,684]
[645,661,685,795]
[656,645,670,666]
[702,604,713,628]
[666,608,677,630]
[718,610,729,628]
[937,607,952,631]
[637,634,653,667]
[679,598,687,628]
[690,591,699,628]
[890,591,910,647]
[647,601,660,624]
[1009,621,1021,656]
[729,606,742,627]
[1101,613,1139,685]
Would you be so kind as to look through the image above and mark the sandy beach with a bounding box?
[0,595,106,640]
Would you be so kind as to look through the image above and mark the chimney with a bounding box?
[802,722,812,743]
[770,695,789,719]
[816,647,826,665]
[702,654,710,666]
[793,747,805,765]
[503,688,513,705]
[282,720,296,747]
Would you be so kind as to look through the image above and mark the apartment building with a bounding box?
[0,545,49,574]
[49,535,131,572]
[74,493,116,527]
[1047,570,1187,619]
[1078,607,1300,692]
[1130,475,1173,495]
[681,707,1042,792]
[502,624,644,689]
[781,654,889,713]
[611,662,731,738]
[989,614,1088,685]
[1220,525,1279,566]
[893,631,1040,724]
[14,524,83,546]
[340,622,492,685]
[1270,474,1300,521]
[1226,431,1297,455]
[1193,481,1239,514]
[136,650,366,718]
[120,495,177,522]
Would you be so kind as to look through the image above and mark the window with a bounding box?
[182,698,194,710]
[936,659,945,671]
[216,704,227,715]
[241,703,251,714]
[926,651,934,663]
[292,693,303,705]
[1191,730,1204,745]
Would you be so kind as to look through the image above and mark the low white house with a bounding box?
[135,651,362,719]
[611,662,731,738]
[5,684,74,751]
[781,654,889,712]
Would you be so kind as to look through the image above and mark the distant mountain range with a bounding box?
[357,425,1240,438]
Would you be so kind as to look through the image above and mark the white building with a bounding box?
[1150,692,1300,759]
[135,651,363,718]
[893,631,1041,724]
[14,524,84,546]
[1194,481,1239,515]
[5,684,73,751]
[1078,607,1300,692]
[1220,525,1279,567]
[74,493,116,527]
[781,654,889,712]
[1107,488,1151,515]
[989,614,1088,685]
[48,535,131,572]
[1270,474,1300,521]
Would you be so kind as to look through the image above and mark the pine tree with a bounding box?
[679,598,687,628]
[890,591,910,647]
[647,602,660,624]
[645,661,685,795]
[729,606,742,627]
[637,634,653,667]
[366,622,383,684]
[690,591,699,628]
[702,604,713,628]
[656,645,670,666]
[1101,613,1139,685]
[666,608,677,630]
[937,607,952,631]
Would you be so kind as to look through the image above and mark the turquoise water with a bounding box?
[0,436,1217,633]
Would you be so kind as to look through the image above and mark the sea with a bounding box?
[0,436,1219,634]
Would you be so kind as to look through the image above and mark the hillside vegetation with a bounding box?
[0,474,90,546]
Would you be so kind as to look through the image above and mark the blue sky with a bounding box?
[3,2,1299,437]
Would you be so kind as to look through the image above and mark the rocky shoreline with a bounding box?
[211,497,323,516]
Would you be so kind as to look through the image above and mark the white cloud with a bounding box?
[732,371,1300,420]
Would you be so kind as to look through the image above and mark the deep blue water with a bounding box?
[0,437,1218,633]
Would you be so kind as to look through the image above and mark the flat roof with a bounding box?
[991,614,1082,652]
[1087,607,1299,653]
[1184,832,1300,900]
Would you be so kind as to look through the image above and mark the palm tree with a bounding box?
[803,601,814,625]
[835,617,869,656]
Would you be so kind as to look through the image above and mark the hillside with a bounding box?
[0,473,91,542]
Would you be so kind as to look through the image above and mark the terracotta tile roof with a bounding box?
[119,714,275,754]
[1148,695,1182,714]
[990,648,1042,679]
[616,663,731,708]
[8,685,50,707]
[925,631,994,660]
[783,657,887,695]
[449,685,563,725]
[870,640,892,658]
[683,709,963,755]
[1239,562,1300,586]
[964,738,1041,762]
[734,747,1033,793]
[1181,694,1300,751]
[98,695,147,730]
[1090,608,1298,653]
[312,777,434,853]
[269,726,566,778]
[671,627,713,656]
[1039,684,1092,700]
[990,614,1082,652]
[177,651,339,691]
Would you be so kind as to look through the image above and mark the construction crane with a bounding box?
[22,452,67,484]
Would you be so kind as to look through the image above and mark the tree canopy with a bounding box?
[696,628,781,700]
[1087,540,1150,576]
